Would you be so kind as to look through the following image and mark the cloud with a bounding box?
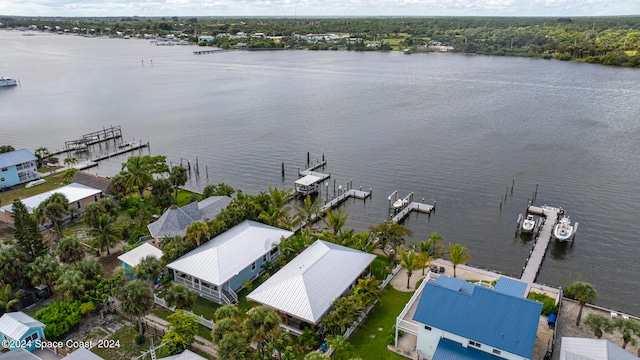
[0,0,638,16]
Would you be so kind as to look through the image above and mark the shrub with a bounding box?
[35,301,90,340]
[135,334,145,344]
[528,292,558,316]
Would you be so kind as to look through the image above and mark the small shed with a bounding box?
[117,243,163,271]
[0,312,45,352]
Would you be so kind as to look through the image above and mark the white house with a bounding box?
[167,220,293,305]
[247,240,376,333]
[560,337,637,360]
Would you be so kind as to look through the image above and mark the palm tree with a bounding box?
[121,156,154,196]
[244,306,282,358]
[447,243,471,278]
[118,279,153,337]
[55,268,88,301]
[0,245,31,286]
[164,284,196,310]
[36,192,69,239]
[168,165,188,199]
[293,195,321,229]
[0,284,23,314]
[34,147,50,167]
[63,157,78,169]
[89,214,120,256]
[564,281,598,326]
[185,221,209,248]
[415,232,445,259]
[57,236,85,263]
[26,254,60,289]
[397,246,422,289]
[134,255,163,288]
[369,221,413,269]
[322,209,350,235]
[613,317,640,349]
[75,258,104,283]
[584,313,612,339]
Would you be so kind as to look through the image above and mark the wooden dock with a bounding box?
[193,48,226,55]
[91,140,149,161]
[391,202,435,223]
[520,205,561,284]
[50,125,123,156]
[320,188,371,213]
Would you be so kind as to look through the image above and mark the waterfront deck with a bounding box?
[521,205,561,284]
[51,125,122,156]
[320,188,372,213]
[391,202,435,224]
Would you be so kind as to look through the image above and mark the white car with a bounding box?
[25,179,47,188]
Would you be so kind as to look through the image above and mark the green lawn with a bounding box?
[0,171,68,206]
[347,287,414,360]
[176,188,201,207]
[90,322,165,359]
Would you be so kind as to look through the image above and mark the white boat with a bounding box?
[393,199,408,209]
[68,143,88,150]
[554,216,574,242]
[521,214,536,233]
[0,77,18,87]
[118,142,132,148]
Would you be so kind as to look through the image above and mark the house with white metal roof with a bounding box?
[62,347,104,360]
[0,149,39,190]
[158,349,207,360]
[0,312,45,353]
[147,196,231,240]
[247,240,376,333]
[167,220,293,305]
[560,337,637,360]
[117,243,164,271]
[0,182,101,225]
[408,276,542,360]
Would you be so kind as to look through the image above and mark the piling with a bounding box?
[511,179,515,194]
[307,151,310,167]
[281,162,285,178]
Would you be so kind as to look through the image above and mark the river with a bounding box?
[1,31,639,314]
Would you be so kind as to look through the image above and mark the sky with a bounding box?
[0,0,638,18]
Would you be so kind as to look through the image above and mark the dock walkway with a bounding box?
[320,188,371,213]
[391,202,435,223]
[521,205,560,284]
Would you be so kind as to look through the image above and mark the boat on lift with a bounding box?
[553,216,575,242]
[521,214,536,233]
[0,77,18,87]
[393,198,408,209]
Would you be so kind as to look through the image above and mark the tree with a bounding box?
[447,243,470,278]
[75,258,104,284]
[35,192,69,239]
[55,268,88,301]
[564,281,597,326]
[0,145,15,154]
[89,214,120,256]
[212,305,251,360]
[121,155,167,196]
[134,255,163,288]
[293,195,321,229]
[613,317,640,349]
[164,284,196,310]
[414,232,445,260]
[34,147,50,167]
[584,313,612,339]
[185,221,209,248]
[26,254,60,289]
[63,157,78,169]
[118,279,153,337]
[202,183,235,197]
[369,221,413,269]
[322,209,350,235]
[303,352,330,360]
[169,165,188,199]
[326,334,352,359]
[151,178,173,210]
[83,198,120,228]
[244,306,282,359]
[57,236,85,263]
[0,284,23,314]
[397,246,422,289]
[162,310,199,355]
[12,199,47,258]
[0,245,31,286]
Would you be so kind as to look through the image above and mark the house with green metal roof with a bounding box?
[410,276,542,360]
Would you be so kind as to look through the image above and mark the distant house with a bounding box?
[0,182,101,225]
[411,276,541,360]
[71,171,112,197]
[0,348,41,359]
[560,337,637,360]
[247,240,376,333]
[0,149,39,189]
[117,242,163,272]
[147,196,231,240]
[0,312,46,353]
[167,220,293,305]
[198,36,214,42]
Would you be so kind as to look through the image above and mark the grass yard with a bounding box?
[0,171,68,206]
[176,188,201,207]
[89,321,164,359]
[347,287,414,360]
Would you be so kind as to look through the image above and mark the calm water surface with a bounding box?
[2,31,639,314]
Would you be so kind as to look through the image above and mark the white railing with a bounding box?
[380,264,402,289]
[395,272,432,344]
[153,294,215,329]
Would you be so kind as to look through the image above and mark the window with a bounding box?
[28,332,38,341]
[0,178,4,182]
[251,262,256,271]
[424,325,432,331]
[468,341,481,348]
[76,201,81,209]
[262,254,267,262]
[94,194,99,202]
[492,349,501,355]
[270,247,278,255]
[1,168,6,172]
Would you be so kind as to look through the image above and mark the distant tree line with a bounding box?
[3,16,639,66]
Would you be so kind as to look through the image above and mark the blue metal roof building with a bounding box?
[412,276,542,360]
[0,149,38,189]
